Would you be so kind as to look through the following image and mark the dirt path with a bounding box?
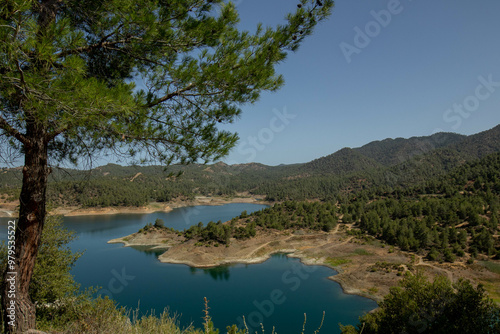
[249,224,345,257]
[322,236,354,250]
[248,235,295,258]
[414,255,454,281]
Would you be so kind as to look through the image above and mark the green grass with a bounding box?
[325,257,352,267]
[481,280,500,305]
[480,261,500,275]
[353,248,373,256]
[324,249,373,268]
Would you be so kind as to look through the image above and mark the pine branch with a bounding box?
[144,83,196,108]
[0,115,28,145]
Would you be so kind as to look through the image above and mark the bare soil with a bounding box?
[0,195,270,217]
[0,197,18,217]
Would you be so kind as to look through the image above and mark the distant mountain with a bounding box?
[253,124,500,199]
[299,148,383,175]
[447,124,500,159]
[345,124,499,189]
[285,125,499,180]
[289,132,468,179]
[1,124,499,205]
[354,132,466,166]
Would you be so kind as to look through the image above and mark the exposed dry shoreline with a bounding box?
[109,226,405,302]
[4,196,499,304]
[109,224,500,303]
[0,195,270,218]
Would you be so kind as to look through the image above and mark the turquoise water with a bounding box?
[1,203,377,333]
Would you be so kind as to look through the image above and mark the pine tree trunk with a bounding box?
[2,128,49,333]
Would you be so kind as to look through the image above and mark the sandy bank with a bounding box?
[109,227,410,302]
[0,196,270,218]
[109,224,500,303]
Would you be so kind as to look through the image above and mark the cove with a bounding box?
[2,203,377,333]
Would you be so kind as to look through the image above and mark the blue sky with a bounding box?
[219,0,500,165]
[5,1,498,168]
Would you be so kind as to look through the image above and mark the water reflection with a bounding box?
[190,265,232,281]
[129,245,169,258]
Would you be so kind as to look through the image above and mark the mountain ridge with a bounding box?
[1,124,499,205]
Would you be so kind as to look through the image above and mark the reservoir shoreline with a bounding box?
[0,195,271,218]
[59,203,379,333]
[107,205,500,305]
[108,224,404,302]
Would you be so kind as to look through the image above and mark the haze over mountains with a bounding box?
[1,124,500,205]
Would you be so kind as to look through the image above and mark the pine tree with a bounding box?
[0,1,333,331]
[341,273,500,334]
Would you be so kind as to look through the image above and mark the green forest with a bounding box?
[2,137,500,333]
[141,152,500,263]
[1,125,500,207]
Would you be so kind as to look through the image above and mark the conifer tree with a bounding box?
[0,1,333,331]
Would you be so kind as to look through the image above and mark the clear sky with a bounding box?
[4,1,499,168]
[219,0,500,166]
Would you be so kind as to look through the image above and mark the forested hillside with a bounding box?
[1,125,499,207]
[298,148,383,175]
[354,132,466,166]
[179,152,500,261]
[260,124,500,200]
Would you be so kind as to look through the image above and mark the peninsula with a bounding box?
[109,216,500,303]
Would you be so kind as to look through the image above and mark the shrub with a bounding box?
[340,273,500,334]
[154,218,165,228]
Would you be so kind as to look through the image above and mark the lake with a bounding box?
[1,203,377,333]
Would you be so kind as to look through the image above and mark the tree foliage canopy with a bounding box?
[0,1,334,331]
[0,0,333,165]
[341,273,500,334]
